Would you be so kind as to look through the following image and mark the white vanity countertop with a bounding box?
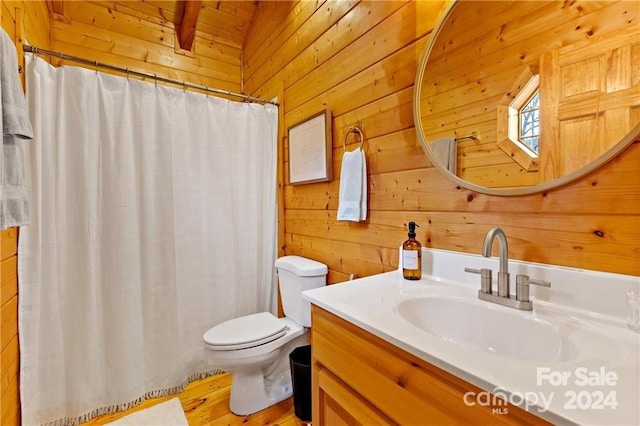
[303,248,640,425]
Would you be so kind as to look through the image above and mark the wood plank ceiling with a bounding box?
[46,0,258,50]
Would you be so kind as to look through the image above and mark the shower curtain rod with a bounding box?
[23,44,279,106]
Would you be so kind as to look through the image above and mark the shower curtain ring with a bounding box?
[125,68,129,80]
[154,73,157,86]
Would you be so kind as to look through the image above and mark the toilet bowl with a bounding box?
[203,256,327,416]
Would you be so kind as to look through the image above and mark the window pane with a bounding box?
[519,91,540,154]
[521,135,539,153]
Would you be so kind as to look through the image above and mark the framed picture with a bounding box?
[287,110,332,185]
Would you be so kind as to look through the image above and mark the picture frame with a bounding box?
[287,110,332,185]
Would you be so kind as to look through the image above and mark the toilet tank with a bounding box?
[275,256,327,327]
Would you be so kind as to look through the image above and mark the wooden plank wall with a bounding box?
[244,0,640,282]
[1,2,50,424]
[50,1,243,93]
[0,229,19,426]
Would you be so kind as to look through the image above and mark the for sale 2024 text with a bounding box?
[537,366,619,411]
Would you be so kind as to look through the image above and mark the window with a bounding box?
[496,66,540,171]
[519,90,540,154]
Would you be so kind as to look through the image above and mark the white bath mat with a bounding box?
[105,398,188,426]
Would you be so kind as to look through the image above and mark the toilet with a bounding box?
[203,255,327,415]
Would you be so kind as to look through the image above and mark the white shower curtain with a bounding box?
[19,55,278,425]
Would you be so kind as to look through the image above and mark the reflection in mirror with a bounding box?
[415,0,640,195]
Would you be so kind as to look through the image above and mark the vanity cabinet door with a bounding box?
[316,368,394,425]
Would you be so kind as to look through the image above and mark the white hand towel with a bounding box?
[429,137,457,173]
[1,28,33,230]
[337,147,367,222]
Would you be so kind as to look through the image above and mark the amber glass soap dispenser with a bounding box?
[402,221,422,280]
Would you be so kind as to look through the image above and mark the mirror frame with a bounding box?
[413,0,640,196]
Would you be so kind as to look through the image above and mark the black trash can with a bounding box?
[289,344,312,421]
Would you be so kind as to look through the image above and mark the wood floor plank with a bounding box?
[81,373,300,425]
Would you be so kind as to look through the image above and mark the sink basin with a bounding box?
[396,296,579,362]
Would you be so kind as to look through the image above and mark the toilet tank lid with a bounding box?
[275,256,327,276]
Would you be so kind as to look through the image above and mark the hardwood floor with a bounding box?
[82,373,302,425]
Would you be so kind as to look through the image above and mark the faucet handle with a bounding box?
[529,278,551,287]
[464,267,492,294]
[516,275,551,302]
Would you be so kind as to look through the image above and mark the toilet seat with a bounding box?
[203,312,288,350]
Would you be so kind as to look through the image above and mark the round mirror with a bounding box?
[414,0,640,196]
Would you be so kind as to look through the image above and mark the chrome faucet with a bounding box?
[482,227,510,297]
[465,227,551,311]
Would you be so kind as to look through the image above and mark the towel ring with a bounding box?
[343,126,364,152]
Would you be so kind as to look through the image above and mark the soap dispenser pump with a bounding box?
[402,221,422,280]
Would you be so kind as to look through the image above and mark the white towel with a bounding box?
[105,398,188,425]
[337,147,367,222]
[429,137,457,173]
[1,28,33,230]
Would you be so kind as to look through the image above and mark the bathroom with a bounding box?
[1,1,638,425]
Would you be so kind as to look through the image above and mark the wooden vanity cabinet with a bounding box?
[311,305,550,425]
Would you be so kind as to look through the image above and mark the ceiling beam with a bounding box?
[176,0,202,51]
[47,0,65,16]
